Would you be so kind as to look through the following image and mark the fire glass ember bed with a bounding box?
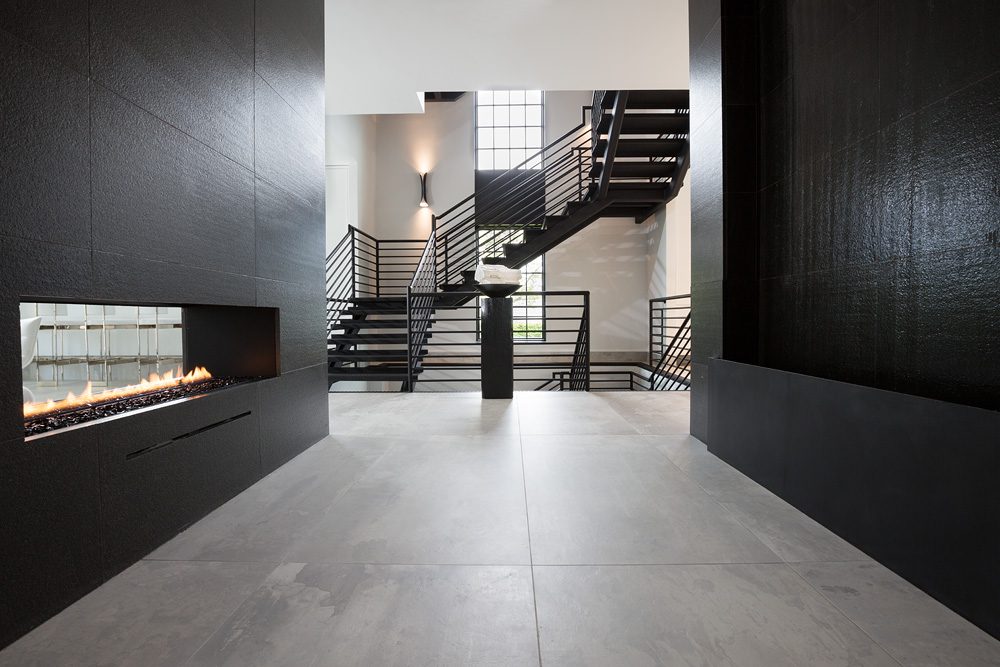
[19,302,278,437]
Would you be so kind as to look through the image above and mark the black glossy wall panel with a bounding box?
[0,31,89,249]
[255,0,325,135]
[98,385,261,571]
[0,430,103,649]
[255,178,325,286]
[0,0,88,74]
[688,1,722,440]
[90,0,255,167]
[258,363,329,471]
[256,278,327,373]
[709,359,1000,638]
[92,87,257,275]
[0,0,326,647]
[756,0,1000,411]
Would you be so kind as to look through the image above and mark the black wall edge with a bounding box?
[708,359,1000,639]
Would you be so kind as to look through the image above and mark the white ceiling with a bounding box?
[325,0,690,115]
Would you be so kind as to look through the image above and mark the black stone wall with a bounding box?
[758,0,1000,410]
[687,0,722,440]
[688,0,761,439]
[0,0,328,647]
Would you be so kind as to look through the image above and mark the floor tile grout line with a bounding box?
[785,563,905,667]
[515,398,545,667]
[647,441,785,561]
[654,440,904,665]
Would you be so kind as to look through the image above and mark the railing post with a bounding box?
[349,226,357,299]
[431,215,438,287]
[584,291,591,392]
[649,299,654,366]
[375,238,380,298]
[406,285,413,392]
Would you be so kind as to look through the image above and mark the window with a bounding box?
[476,90,544,171]
[478,230,546,341]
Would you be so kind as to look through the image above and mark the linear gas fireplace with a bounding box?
[19,302,278,438]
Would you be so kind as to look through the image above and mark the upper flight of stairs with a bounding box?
[439,89,690,291]
[328,90,689,386]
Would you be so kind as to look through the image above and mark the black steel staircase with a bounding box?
[327,90,690,389]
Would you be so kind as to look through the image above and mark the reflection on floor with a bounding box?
[2,392,998,666]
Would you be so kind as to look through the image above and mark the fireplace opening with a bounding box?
[20,302,278,437]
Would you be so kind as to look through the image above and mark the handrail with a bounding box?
[648,294,692,390]
[405,221,437,390]
[433,121,591,221]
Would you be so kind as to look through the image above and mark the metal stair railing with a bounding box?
[648,294,692,391]
[433,120,598,286]
[405,226,437,390]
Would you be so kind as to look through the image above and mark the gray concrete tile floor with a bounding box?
[2,391,998,666]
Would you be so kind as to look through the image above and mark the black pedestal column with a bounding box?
[481,297,514,398]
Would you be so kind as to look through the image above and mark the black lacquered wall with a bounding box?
[0,0,328,647]
[757,0,1000,410]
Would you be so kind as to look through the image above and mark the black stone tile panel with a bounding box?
[691,279,723,364]
[758,177,793,279]
[879,0,1000,125]
[91,87,256,276]
[0,0,88,74]
[255,0,325,136]
[92,251,255,307]
[759,76,792,188]
[258,363,328,473]
[689,21,722,137]
[98,383,262,570]
[0,297,24,444]
[0,430,103,649]
[886,244,1000,411]
[90,0,255,168]
[710,359,1000,638]
[722,104,757,193]
[0,236,93,302]
[759,0,790,94]
[720,14,758,107]
[254,76,325,211]
[256,278,326,373]
[255,178,324,286]
[689,0,720,51]
[689,361,709,441]
[876,70,1000,262]
[707,359,790,493]
[0,32,89,248]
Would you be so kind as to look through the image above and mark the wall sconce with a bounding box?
[418,172,429,208]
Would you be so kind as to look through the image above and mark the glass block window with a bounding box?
[476,90,544,171]
[477,230,546,340]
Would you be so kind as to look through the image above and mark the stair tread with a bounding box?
[594,138,686,158]
[590,161,678,179]
[329,366,419,381]
[332,319,408,330]
[598,113,689,135]
[328,333,428,343]
[326,348,427,361]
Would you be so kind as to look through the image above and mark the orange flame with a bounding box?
[23,366,213,419]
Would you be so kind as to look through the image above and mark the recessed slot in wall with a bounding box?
[19,302,278,437]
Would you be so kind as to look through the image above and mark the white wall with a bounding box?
[645,185,691,299]
[373,96,475,240]
[325,114,377,250]
[326,0,690,114]
[546,217,650,354]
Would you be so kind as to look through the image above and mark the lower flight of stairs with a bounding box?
[328,297,427,385]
